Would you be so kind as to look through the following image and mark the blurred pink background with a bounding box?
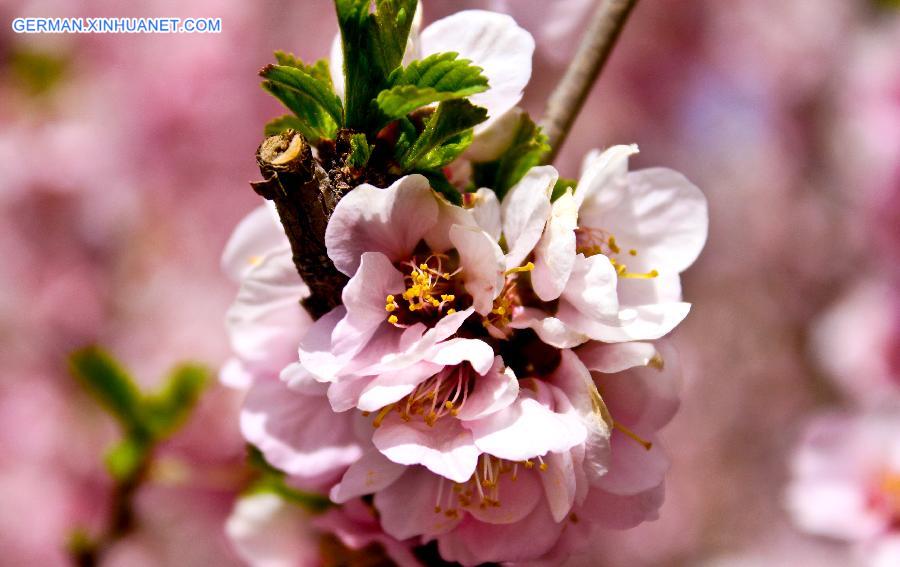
[2,0,898,565]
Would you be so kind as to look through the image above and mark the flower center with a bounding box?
[483,262,534,335]
[385,255,462,326]
[366,365,473,428]
[575,227,658,279]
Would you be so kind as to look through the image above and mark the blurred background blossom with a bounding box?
[1,0,899,565]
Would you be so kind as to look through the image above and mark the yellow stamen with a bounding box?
[387,315,399,325]
[372,405,394,428]
[607,236,621,254]
[614,420,653,451]
[504,261,535,276]
[648,354,665,370]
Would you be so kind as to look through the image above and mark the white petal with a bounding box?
[222,204,286,283]
[501,166,556,269]
[575,144,638,210]
[225,493,318,567]
[557,300,691,343]
[508,308,588,349]
[373,416,479,483]
[469,188,502,241]
[226,249,311,381]
[576,341,659,373]
[356,361,442,412]
[540,450,577,522]
[424,338,495,375]
[532,190,578,301]
[423,191,477,252]
[420,10,534,131]
[464,108,525,163]
[582,166,708,274]
[325,175,438,276]
[466,383,586,461]
[450,224,505,315]
[558,253,619,321]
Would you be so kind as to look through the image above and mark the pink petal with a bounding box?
[241,379,362,479]
[576,341,658,373]
[374,467,464,539]
[330,449,406,504]
[594,430,669,496]
[466,381,587,461]
[221,204,286,283]
[578,483,666,530]
[373,416,479,483]
[436,498,563,565]
[357,361,443,412]
[325,175,438,276]
[331,251,406,356]
[467,465,542,525]
[456,357,519,421]
[450,224,505,315]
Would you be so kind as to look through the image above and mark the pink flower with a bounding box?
[222,206,362,489]
[786,413,900,566]
[323,341,680,565]
[509,146,708,347]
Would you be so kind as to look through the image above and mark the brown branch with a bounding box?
[540,0,639,164]
[252,131,350,319]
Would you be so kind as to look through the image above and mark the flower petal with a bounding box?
[375,467,463,539]
[330,449,407,504]
[420,10,534,131]
[325,175,438,276]
[424,338,495,375]
[331,251,406,356]
[241,379,362,479]
[221,204,285,282]
[357,361,443,412]
[559,253,619,321]
[373,416,479,483]
[576,341,658,374]
[450,224,505,315]
[578,483,666,530]
[225,493,318,567]
[226,248,311,383]
[594,431,669,496]
[501,166,555,269]
[456,358,519,421]
[532,190,578,301]
[466,381,587,461]
[469,188,502,241]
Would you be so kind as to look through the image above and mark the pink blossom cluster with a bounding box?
[221,10,708,562]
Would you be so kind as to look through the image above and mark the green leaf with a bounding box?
[335,0,418,130]
[69,347,144,435]
[263,115,308,137]
[273,52,333,87]
[416,129,474,170]
[260,64,343,143]
[376,52,489,121]
[245,445,332,513]
[143,364,208,439]
[482,113,550,200]
[400,99,488,169]
[104,437,149,481]
[418,170,463,205]
[347,133,372,169]
[551,177,578,202]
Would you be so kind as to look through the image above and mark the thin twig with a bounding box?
[540,0,639,164]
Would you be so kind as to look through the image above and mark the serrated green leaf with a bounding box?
[273,52,333,87]
[104,437,149,481]
[347,133,371,169]
[261,64,343,143]
[400,99,488,170]
[264,115,308,137]
[376,52,489,121]
[143,364,208,439]
[482,113,550,200]
[416,129,473,170]
[69,347,145,435]
[335,0,417,130]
